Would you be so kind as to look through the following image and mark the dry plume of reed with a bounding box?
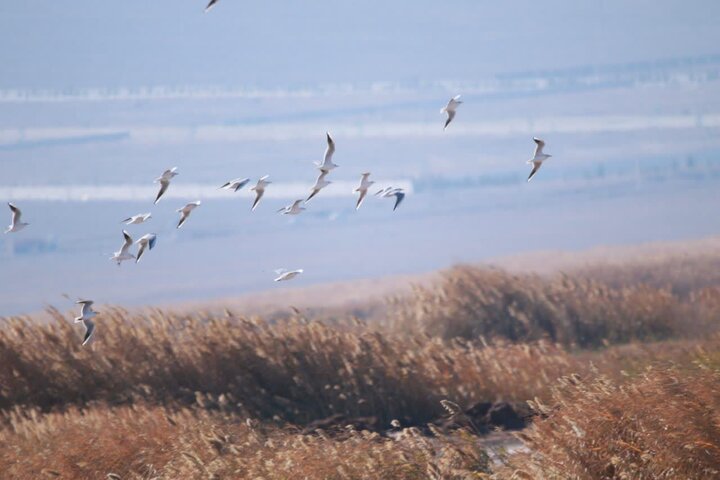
[498,363,720,479]
[0,309,580,426]
[0,404,491,479]
[392,264,720,346]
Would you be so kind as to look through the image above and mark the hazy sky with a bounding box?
[1,1,720,89]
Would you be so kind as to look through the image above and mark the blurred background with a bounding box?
[1,0,720,315]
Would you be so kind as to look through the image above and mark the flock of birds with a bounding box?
[5,92,554,345]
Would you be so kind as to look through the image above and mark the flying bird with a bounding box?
[527,137,552,182]
[110,230,136,266]
[121,213,152,225]
[277,199,306,215]
[205,0,219,12]
[220,177,250,192]
[354,172,375,210]
[441,95,463,130]
[250,175,271,211]
[315,132,338,172]
[377,187,406,211]
[274,269,304,282]
[74,300,98,346]
[176,201,201,229]
[306,170,331,202]
[135,233,158,264]
[154,167,179,204]
[5,203,29,233]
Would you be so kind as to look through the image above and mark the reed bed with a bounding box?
[391,265,720,346]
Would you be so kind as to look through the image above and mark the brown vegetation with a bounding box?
[2,252,720,478]
[392,264,720,346]
[498,365,720,479]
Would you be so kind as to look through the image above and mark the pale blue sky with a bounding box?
[1,1,719,88]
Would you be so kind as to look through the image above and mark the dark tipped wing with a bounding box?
[392,192,405,211]
[205,0,219,11]
[154,179,170,204]
[82,320,95,346]
[252,190,264,211]
[8,203,21,223]
[443,110,456,130]
[527,162,541,182]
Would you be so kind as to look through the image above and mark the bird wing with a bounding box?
[323,132,335,164]
[444,110,456,130]
[392,192,406,211]
[252,190,265,211]
[234,178,250,191]
[136,243,147,263]
[220,181,232,189]
[8,203,21,224]
[177,211,190,228]
[527,161,542,182]
[306,188,320,202]
[205,0,219,11]
[82,320,95,346]
[356,189,368,210]
[120,231,133,254]
[533,137,546,156]
[155,179,170,204]
[147,234,157,250]
[79,301,94,316]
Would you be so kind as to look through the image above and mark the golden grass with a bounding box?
[0,404,491,479]
[391,265,720,346]
[498,364,720,479]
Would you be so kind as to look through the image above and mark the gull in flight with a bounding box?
[5,203,29,233]
[250,175,271,211]
[315,132,338,173]
[74,300,98,346]
[354,172,375,210]
[277,199,306,215]
[154,167,179,205]
[306,170,331,202]
[376,187,406,211]
[441,95,463,130]
[177,201,201,229]
[121,213,152,225]
[220,177,250,193]
[135,233,158,264]
[110,230,136,266]
[527,137,552,182]
[274,269,304,282]
[205,0,219,12]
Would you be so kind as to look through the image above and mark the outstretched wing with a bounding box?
[177,211,189,229]
[533,137,546,157]
[120,231,133,254]
[392,191,405,211]
[443,110,456,130]
[527,161,542,182]
[82,320,95,346]
[154,179,170,205]
[205,0,219,12]
[8,203,21,224]
[356,189,368,210]
[252,190,265,211]
[323,132,335,164]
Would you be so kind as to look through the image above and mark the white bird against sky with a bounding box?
[274,269,304,282]
[5,203,29,233]
[74,300,98,346]
[154,167,179,205]
[527,137,552,182]
[176,201,201,229]
[315,132,338,173]
[220,177,250,193]
[251,175,271,211]
[354,172,375,210]
[121,213,152,225]
[278,199,306,215]
[205,0,219,12]
[441,95,463,131]
[135,233,158,264]
[110,230,135,266]
[306,170,332,202]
